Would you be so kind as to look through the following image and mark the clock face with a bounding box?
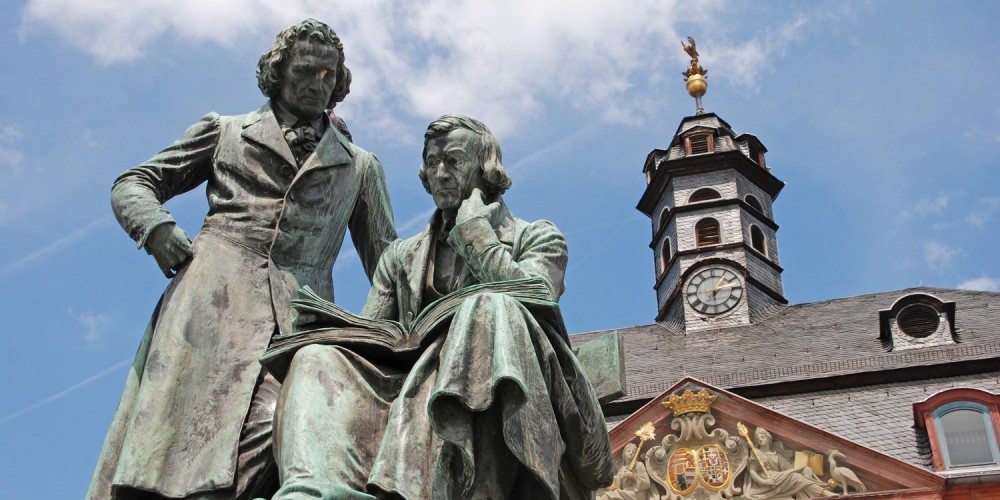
[686,267,744,315]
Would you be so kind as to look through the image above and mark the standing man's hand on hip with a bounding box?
[146,223,193,278]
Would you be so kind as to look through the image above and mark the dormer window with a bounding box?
[749,145,766,168]
[735,133,768,169]
[689,188,721,203]
[935,402,999,468]
[897,303,940,338]
[878,293,957,351]
[684,133,714,155]
[913,389,1000,472]
[695,218,721,247]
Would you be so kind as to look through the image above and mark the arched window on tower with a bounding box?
[695,218,721,247]
[660,237,672,275]
[689,188,721,203]
[750,225,767,256]
[745,194,764,214]
[657,208,670,236]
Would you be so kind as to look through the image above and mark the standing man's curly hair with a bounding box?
[256,19,353,109]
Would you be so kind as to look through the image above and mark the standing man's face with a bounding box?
[276,41,339,120]
[423,129,487,211]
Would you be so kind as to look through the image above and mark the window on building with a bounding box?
[684,133,714,155]
[913,388,1000,472]
[750,225,767,256]
[933,402,1000,469]
[657,208,670,236]
[897,303,940,338]
[749,145,766,168]
[689,188,721,203]
[745,195,764,214]
[660,237,671,274]
[695,218,721,247]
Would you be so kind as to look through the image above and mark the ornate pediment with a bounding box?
[598,378,943,499]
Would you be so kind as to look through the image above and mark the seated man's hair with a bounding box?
[419,115,512,195]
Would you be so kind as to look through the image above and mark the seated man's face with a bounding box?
[277,41,339,120]
[424,129,488,211]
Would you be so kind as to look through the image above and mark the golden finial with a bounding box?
[661,388,717,416]
[681,36,708,114]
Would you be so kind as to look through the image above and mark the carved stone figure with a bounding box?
[270,115,613,499]
[740,427,835,499]
[88,19,396,499]
[598,443,660,500]
[827,450,866,495]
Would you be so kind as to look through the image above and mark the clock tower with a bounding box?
[637,37,787,332]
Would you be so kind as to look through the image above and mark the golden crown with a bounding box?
[661,389,717,416]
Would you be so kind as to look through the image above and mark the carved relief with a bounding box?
[646,390,748,500]
[828,450,866,495]
[739,426,836,499]
[598,388,869,499]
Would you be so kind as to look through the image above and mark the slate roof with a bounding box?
[571,287,1000,404]
[757,371,1000,468]
[572,287,1000,470]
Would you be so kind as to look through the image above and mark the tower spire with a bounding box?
[682,36,708,114]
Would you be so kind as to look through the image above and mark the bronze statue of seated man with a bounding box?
[270,115,613,499]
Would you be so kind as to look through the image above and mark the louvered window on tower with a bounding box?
[695,218,721,247]
[686,133,713,155]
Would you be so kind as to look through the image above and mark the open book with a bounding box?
[261,276,558,379]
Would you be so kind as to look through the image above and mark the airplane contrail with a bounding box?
[0,357,131,426]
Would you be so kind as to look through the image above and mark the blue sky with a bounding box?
[1,0,998,496]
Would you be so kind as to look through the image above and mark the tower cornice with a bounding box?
[638,150,784,216]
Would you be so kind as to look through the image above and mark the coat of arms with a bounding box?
[644,390,749,499]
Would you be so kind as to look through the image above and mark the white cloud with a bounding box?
[956,275,1000,292]
[902,192,948,218]
[68,308,111,347]
[965,197,1000,227]
[709,14,808,89]
[20,0,295,64]
[923,241,960,272]
[20,0,815,137]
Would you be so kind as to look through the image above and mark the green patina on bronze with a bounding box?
[91,18,623,499]
[89,19,396,500]
[269,115,615,499]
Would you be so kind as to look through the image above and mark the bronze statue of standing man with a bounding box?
[88,19,396,500]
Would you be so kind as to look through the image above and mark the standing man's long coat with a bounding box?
[89,102,396,498]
